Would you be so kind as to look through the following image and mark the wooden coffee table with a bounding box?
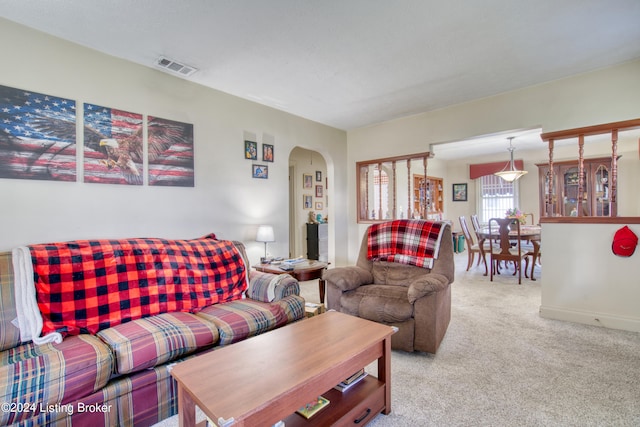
[170,311,393,426]
[254,260,330,303]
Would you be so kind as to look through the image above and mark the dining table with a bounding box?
[476,224,542,280]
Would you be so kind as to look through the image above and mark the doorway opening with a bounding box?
[288,147,328,260]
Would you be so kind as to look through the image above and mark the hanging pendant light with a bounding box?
[494,137,528,182]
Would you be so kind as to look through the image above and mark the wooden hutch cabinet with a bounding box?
[536,156,617,218]
[413,175,443,220]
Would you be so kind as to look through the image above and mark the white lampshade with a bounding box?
[256,225,275,243]
[494,137,528,182]
[494,169,528,182]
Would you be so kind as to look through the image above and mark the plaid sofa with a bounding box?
[0,239,304,427]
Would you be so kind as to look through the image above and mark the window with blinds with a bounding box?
[478,174,518,223]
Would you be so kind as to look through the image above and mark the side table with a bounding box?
[254,260,329,303]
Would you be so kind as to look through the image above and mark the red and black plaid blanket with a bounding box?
[29,234,247,337]
[367,220,445,269]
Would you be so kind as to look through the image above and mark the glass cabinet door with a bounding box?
[561,166,590,216]
[537,156,616,218]
[594,164,610,216]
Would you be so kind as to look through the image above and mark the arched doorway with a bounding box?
[288,147,328,259]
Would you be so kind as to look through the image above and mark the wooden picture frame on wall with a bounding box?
[303,194,313,209]
[315,185,323,198]
[303,174,313,189]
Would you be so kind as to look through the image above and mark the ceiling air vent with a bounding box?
[155,56,198,77]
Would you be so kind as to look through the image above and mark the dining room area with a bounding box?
[457,212,541,285]
[447,118,640,335]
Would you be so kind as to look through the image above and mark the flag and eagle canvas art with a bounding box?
[0,84,77,181]
[147,116,194,187]
[0,84,194,187]
[84,103,144,185]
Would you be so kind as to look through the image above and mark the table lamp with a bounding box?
[256,225,275,263]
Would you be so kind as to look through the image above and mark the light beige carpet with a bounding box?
[155,253,640,426]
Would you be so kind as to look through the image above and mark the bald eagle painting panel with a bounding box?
[147,116,194,187]
[84,103,144,185]
[0,84,77,181]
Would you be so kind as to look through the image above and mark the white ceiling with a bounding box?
[2,0,640,157]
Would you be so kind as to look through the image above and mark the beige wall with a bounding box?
[0,19,348,266]
[541,222,640,332]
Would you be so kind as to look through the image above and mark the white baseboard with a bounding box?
[539,305,640,333]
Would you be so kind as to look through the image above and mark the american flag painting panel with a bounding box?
[84,103,144,185]
[0,84,77,181]
[147,116,194,187]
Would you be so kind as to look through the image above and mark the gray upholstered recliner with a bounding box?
[323,221,454,354]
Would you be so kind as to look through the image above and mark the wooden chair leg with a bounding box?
[466,251,474,271]
[518,259,522,285]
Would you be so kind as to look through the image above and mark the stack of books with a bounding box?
[333,368,368,392]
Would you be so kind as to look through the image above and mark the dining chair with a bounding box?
[488,217,529,285]
[522,235,542,278]
[470,214,482,237]
[473,214,502,247]
[524,212,536,225]
[459,216,489,272]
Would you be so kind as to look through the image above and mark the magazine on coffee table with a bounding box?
[334,369,368,392]
[296,396,330,419]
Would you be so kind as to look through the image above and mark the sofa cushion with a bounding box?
[97,312,219,375]
[0,252,21,351]
[340,284,414,323]
[0,334,113,426]
[196,298,297,346]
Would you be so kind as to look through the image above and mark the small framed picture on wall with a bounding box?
[262,144,274,162]
[252,164,268,179]
[316,185,323,198]
[244,140,257,160]
[316,171,322,182]
[315,202,323,210]
[452,183,467,201]
[303,174,313,189]
[303,194,313,209]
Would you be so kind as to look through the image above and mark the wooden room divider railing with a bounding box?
[540,118,640,218]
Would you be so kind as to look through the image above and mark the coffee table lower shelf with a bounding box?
[283,376,385,426]
[189,376,384,427]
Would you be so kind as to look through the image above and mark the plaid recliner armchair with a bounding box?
[323,220,454,354]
